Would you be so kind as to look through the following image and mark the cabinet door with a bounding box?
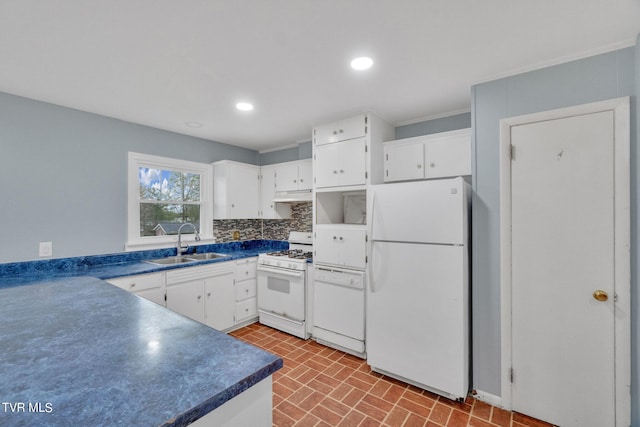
[315,226,367,269]
[227,164,260,218]
[260,166,291,219]
[313,114,367,145]
[424,133,471,179]
[314,138,366,188]
[274,163,299,192]
[166,280,205,323]
[134,288,166,306]
[384,142,425,182]
[297,160,312,191]
[204,272,235,331]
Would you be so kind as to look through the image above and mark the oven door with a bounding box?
[257,265,305,321]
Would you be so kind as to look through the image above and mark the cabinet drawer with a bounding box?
[107,272,163,293]
[235,258,257,281]
[236,278,257,301]
[236,297,257,322]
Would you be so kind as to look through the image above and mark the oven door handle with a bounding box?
[257,266,305,278]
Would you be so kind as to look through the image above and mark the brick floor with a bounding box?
[230,323,555,427]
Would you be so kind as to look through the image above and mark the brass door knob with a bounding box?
[593,290,609,302]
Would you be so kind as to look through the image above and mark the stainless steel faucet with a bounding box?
[177,223,200,255]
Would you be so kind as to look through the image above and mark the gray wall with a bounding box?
[471,43,638,423]
[0,92,258,262]
[259,141,312,165]
[394,112,471,139]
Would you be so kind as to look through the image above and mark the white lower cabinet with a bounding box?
[314,225,367,269]
[204,273,236,331]
[109,258,259,333]
[106,272,165,306]
[166,262,236,331]
[234,257,258,327]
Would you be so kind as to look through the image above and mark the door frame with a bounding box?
[499,97,631,424]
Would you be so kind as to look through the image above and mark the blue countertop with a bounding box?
[0,239,289,288]
[0,240,287,426]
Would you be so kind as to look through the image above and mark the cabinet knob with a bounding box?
[333,236,337,240]
[293,179,297,183]
[245,289,249,294]
[332,130,338,135]
[333,170,338,174]
[231,203,235,207]
[339,129,344,133]
[339,169,344,174]
[339,236,343,241]
[300,178,303,182]
[130,283,136,288]
[207,292,211,297]
[417,164,422,169]
[430,163,435,168]
[197,295,202,300]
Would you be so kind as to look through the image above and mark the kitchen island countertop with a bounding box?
[0,275,282,426]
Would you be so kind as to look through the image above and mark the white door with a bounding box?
[509,111,616,426]
[384,141,425,182]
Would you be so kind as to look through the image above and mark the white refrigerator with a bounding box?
[366,177,470,401]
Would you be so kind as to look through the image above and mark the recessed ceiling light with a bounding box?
[236,102,254,111]
[185,121,203,128]
[350,56,373,71]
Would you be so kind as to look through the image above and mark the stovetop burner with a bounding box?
[266,249,313,260]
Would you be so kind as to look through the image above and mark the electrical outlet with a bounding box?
[39,242,53,257]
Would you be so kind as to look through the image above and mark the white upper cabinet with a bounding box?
[313,113,394,189]
[259,164,291,219]
[313,114,367,145]
[274,159,312,192]
[384,128,471,183]
[314,137,367,188]
[212,160,260,219]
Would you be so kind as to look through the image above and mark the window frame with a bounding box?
[126,152,213,250]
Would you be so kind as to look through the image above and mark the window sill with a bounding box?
[125,237,216,252]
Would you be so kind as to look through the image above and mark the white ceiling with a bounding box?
[1,1,639,152]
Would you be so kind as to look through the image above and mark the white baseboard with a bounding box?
[472,390,502,408]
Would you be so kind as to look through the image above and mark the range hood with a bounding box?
[273,190,312,203]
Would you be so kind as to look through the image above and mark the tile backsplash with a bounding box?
[213,202,312,242]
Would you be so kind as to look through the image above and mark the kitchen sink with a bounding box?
[145,256,198,265]
[185,253,229,261]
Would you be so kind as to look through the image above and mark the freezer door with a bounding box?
[366,241,469,399]
[369,177,468,245]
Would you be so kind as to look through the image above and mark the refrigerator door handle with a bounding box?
[369,190,376,293]
[369,240,376,293]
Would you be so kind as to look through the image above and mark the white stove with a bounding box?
[256,232,313,339]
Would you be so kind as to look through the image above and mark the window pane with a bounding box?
[139,203,201,237]
[139,168,200,202]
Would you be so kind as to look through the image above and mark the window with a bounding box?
[127,152,212,249]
